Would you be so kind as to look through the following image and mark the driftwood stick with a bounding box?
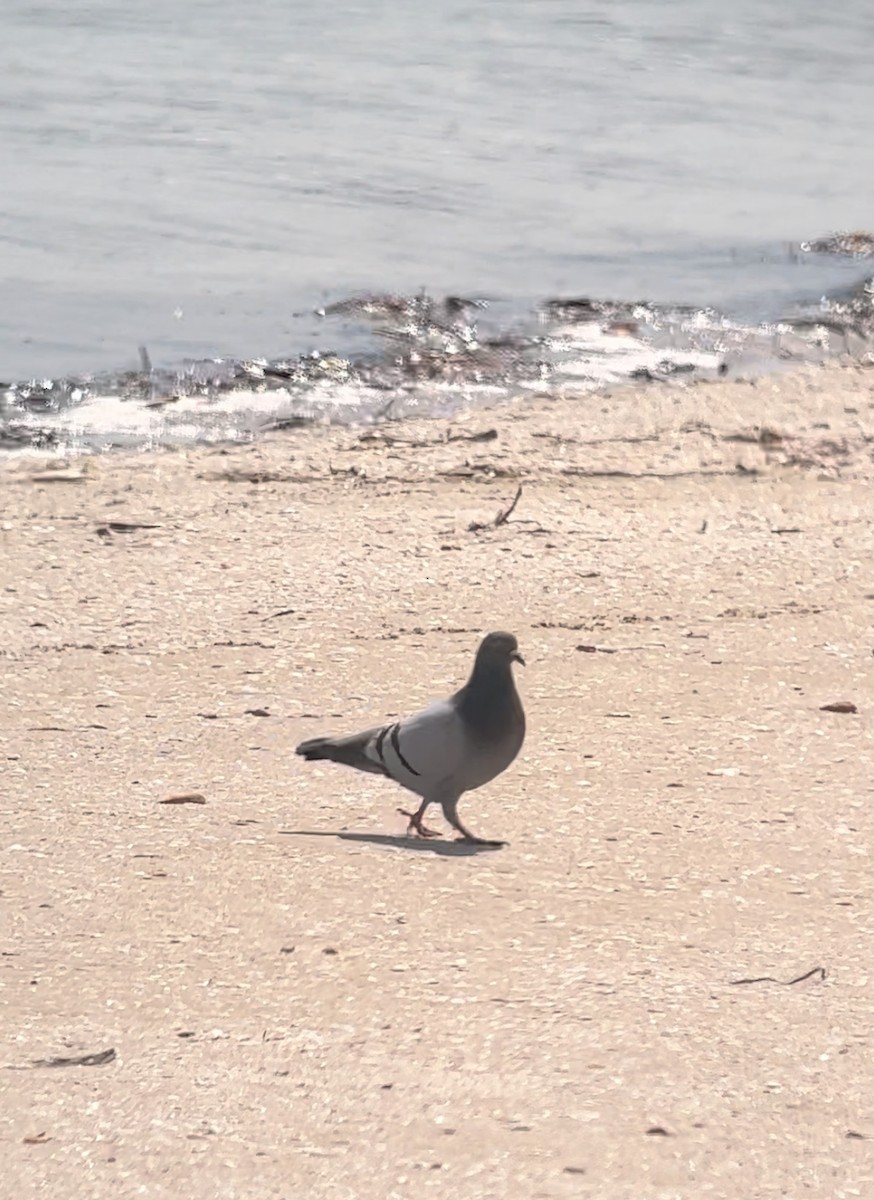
[468,484,523,532]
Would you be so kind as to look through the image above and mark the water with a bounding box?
[3,0,874,448]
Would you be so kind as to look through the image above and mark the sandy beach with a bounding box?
[3,361,874,1198]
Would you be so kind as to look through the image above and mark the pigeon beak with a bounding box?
[511,650,525,666]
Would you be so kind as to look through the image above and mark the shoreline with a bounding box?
[3,358,874,1196]
[4,356,874,484]
[3,269,874,458]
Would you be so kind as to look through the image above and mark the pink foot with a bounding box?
[397,808,442,839]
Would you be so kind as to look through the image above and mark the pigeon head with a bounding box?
[476,631,525,668]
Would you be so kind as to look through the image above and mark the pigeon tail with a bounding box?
[295,732,387,776]
[295,736,335,761]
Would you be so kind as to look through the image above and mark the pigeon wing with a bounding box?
[363,699,466,798]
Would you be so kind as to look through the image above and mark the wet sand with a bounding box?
[3,362,874,1198]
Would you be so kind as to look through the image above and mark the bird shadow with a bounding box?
[278,829,505,856]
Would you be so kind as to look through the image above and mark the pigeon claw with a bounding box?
[397,808,442,839]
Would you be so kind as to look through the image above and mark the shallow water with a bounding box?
[2,0,874,451]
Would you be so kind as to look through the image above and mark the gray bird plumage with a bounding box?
[295,631,526,845]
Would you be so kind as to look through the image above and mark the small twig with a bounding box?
[364,429,497,450]
[495,483,523,525]
[32,1048,116,1068]
[262,416,310,432]
[468,484,523,532]
[729,966,826,987]
[447,428,498,445]
[95,521,162,535]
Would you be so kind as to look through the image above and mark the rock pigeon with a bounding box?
[296,631,526,845]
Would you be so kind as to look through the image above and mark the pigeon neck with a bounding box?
[456,659,518,738]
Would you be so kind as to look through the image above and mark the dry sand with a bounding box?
[3,362,874,1199]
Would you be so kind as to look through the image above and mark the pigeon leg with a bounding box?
[397,801,442,839]
[441,797,506,848]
